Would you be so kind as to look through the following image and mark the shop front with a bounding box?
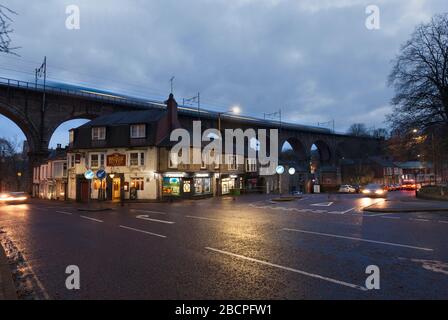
[220,174,241,195]
[162,172,213,199]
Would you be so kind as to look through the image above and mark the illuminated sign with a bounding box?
[107,153,126,167]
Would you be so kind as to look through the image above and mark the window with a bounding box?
[90,154,99,168]
[131,178,144,191]
[130,153,139,166]
[63,163,67,177]
[246,158,257,172]
[129,152,145,166]
[69,155,75,168]
[228,155,238,170]
[100,154,105,168]
[169,150,180,168]
[69,130,74,144]
[92,127,106,141]
[130,124,146,139]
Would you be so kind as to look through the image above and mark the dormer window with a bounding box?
[92,127,106,141]
[130,124,146,139]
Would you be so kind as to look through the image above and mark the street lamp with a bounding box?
[217,106,241,196]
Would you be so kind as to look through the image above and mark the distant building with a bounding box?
[33,145,68,200]
[395,161,435,185]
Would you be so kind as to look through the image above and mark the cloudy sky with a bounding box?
[0,0,447,148]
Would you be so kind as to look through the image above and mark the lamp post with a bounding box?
[217,106,241,196]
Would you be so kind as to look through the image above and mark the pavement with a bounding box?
[0,235,17,300]
[0,190,448,299]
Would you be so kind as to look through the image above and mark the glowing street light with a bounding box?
[231,106,241,115]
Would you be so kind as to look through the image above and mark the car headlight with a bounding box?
[362,190,371,194]
[375,189,384,195]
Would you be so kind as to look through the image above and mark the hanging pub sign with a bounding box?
[107,153,126,167]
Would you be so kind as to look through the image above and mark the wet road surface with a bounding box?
[0,191,447,299]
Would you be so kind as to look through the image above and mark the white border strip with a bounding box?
[282,228,433,251]
[205,247,367,291]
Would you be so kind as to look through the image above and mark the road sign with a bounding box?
[276,165,285,175]
[84,170,95,180]
[96,169,106,180]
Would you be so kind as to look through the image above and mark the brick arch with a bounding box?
[280,137,308,162]
[0,99,40,153]
[312,140,332,163]
[44,113,98,150]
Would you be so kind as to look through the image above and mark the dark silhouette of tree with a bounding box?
[388,13,448,132]
[371,128,389,139]
[347,123,370,136]
[0,4,18,54]
[388,13,448,182]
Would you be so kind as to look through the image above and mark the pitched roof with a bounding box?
[78,110,166,128]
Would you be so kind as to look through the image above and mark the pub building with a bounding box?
[66,93,256,202]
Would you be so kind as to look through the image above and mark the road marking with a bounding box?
[311,202,334,207]
[328,207,356,214]
[119,225,166,238]
[411,218,430,222]
[205,247,367,291]
[381,216,400,220]
[282,228,433,252]
[56,211,73,215]
[186,215,227,222]
[130,209,167,215]
[80,215,103,223]
[368,212,395,217]
[438,220,448,224]
[136,215,175,224]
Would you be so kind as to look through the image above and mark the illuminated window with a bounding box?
[131,178,144,191]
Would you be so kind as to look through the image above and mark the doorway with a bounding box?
[112,178,121,201]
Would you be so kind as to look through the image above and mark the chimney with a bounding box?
[57,144,62,150]
[165,93,180,130]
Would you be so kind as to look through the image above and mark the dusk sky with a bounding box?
[0,0,447,149]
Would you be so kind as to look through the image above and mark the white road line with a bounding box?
[186,215,227,222]
[439,220,448,224]
[411,218,430,222]
[80,215,103,223]
[282,228,433,252]
[381,216,401,220]
[119,225,166,238]
[130,209,167,215]
[56,211,73,215]
[136,215,175,224]
[367,212,396,217]
[205,247,367,291]
[311,202,334,207]
[328,207,356,214]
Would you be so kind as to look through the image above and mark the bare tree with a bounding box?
[388,13,448,132]
[347,123,370,136]
[0,4,18,54]
[371,128,389,139]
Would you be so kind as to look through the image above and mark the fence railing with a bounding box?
[0,76,166,109]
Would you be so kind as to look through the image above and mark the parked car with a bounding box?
[361,184,388,198]
[338,185,357,193]
[0,192,29,205]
